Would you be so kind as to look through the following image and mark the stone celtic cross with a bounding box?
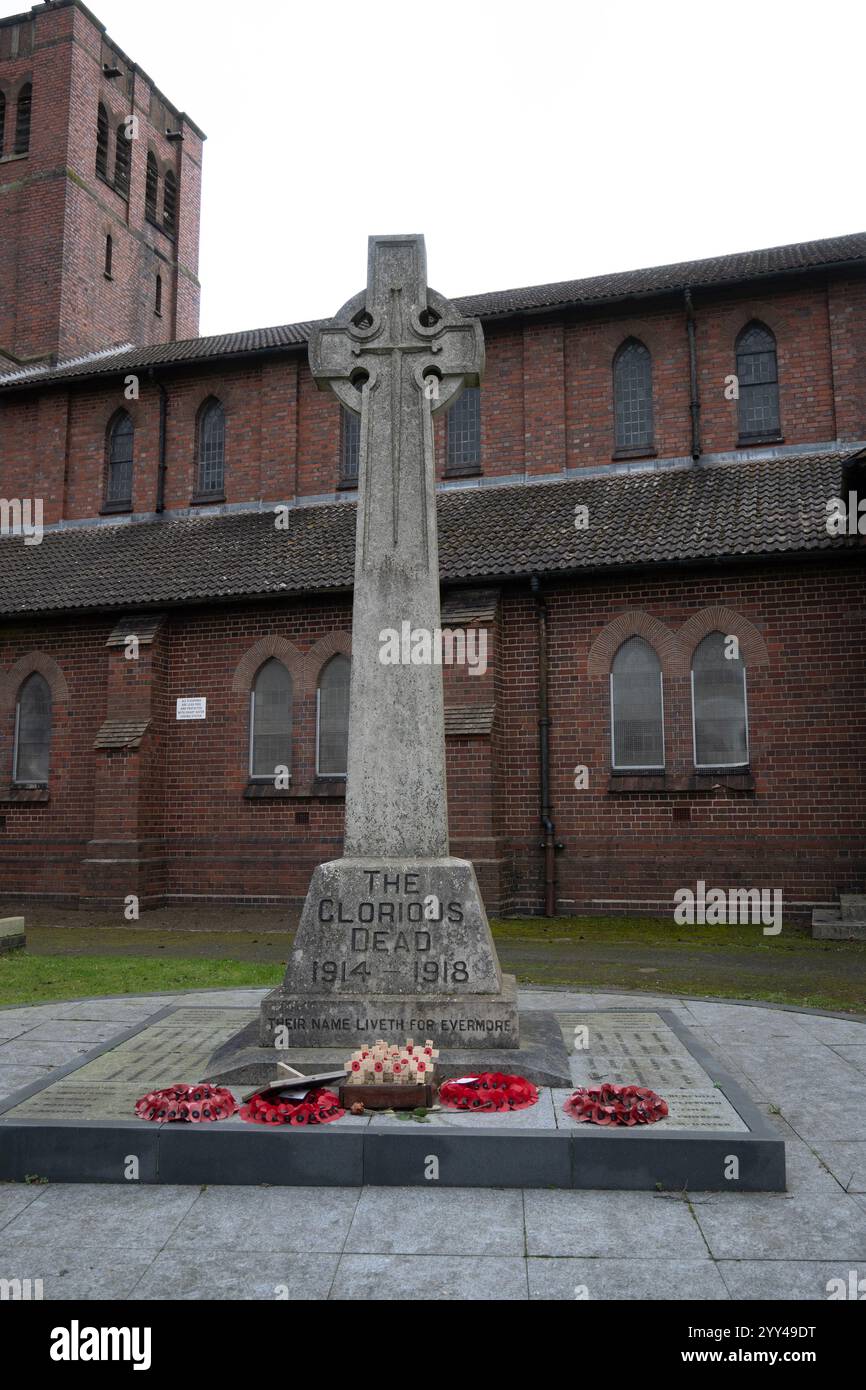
[309,235,484,860]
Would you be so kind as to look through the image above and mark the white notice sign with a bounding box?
[176,697,207,721]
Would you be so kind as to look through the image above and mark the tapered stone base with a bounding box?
[259,855,519,1049]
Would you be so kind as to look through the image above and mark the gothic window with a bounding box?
[96,102,109,179]
[610,637,664,770]
[14,82,31,155]
[446,386,481,474]
[341,406,360,483]
[13,673,51,785]
[691,632,749,768]
[613,338,654,453]
[196,398,225,497]
[105,410,134,508]
[736,322,780,442]
[249,659,292,780]
[114,122,131,195]
[145,151,159,222]
[163,169,177,234]
[317,654,350,777]
[0,92,6,155]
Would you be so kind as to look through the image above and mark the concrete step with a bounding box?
[812,909,866,941]
[840,894,866,922]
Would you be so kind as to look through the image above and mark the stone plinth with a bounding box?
[260,856,519,1048]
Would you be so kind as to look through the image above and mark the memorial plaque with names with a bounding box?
[562,1010,721,1091]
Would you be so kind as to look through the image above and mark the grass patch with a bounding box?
[0,954,280,1009]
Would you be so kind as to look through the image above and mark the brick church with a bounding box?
[1,0,864,923]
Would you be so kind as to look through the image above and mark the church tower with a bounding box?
[0,0,204,369]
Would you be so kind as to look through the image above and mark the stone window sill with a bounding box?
[336,476,358,491]
[444,467,482,480]
[0,152,28,165]
[0,786,49,803]
[737,433,783,448]
[100,500,132,515]
[612,445,657,461]
[190,492,225,507]
[609,771,755,794]
[244,780,346,800]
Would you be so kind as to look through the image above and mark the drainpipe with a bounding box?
[684,288,701,461]
[149,367,168,512]
[530,575,557,916]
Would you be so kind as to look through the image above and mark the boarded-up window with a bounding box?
[13,673,51,784]
[692,632,749,768]
[96,102,109,178]
[249,660,292,779]
[163,169,177,234]
[317,654,350,777]
[610,637,664,769]
[14,82,31,154]
[145,151,159,222]
[114,122,131,195]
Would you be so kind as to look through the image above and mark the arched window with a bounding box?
[446,385,481,475]
[104,233,112,277]
[105,410,134,508]
[145,151,159,222]
[13,673,51,785]
[736,322,780,442]
[0,92,6,156]
[96,102,109,178]
[163,169,177,234]
[317,654,350,777]
[114,121,131,195]
[340,406,360,483]
[249,659,292,780]
[610,637,664,770]
[691,632,749,769]
[196,399,225,497]
[613,338,654,454]
[14,82,32,155]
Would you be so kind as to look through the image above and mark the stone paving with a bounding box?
[0,986,864,1300]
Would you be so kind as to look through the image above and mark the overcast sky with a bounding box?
[9,0,865,336]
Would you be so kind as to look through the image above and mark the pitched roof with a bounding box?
[0,451,860,619]
[2,231,864,392]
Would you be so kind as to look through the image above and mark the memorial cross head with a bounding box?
[308,234,484,421]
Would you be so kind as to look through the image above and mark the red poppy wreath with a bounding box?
[134,1083,237,1123]
[564,1083,668,1126]
[438,1073,538,1111]
[240,1087,344,1126]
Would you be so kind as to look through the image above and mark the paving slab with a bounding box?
[165,1185,360,1254]
[131,1249,340,1301]
[344,1187,524,1256]
[527,1256,730,1301]
[330,1252,528,1300]
[0,1240,155,1300]
[523,1189,707,1258]
[0,1182,200,1250]
[813,1141,866,1193]
[717,1259,866,1301]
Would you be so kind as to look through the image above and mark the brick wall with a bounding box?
[3,270,863,522]
[1,560,862,920]
[0,1,202,367]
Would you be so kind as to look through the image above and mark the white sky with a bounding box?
[8,0,866,336]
